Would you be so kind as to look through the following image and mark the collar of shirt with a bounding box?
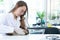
[10,12,20,21]
[8,12,20,28]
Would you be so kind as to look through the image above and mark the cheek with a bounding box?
[20,12,24,15]
[17,12,24,16]
[16,10,21,15]
[19,11,25,15]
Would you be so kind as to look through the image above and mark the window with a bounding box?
[47,0,60,25]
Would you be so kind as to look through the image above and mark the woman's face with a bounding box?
[14,6,26,16]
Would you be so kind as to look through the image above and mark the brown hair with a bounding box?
[10,1,28,29]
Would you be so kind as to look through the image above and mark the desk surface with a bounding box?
[0,34,29,40]
[0,34,60,40]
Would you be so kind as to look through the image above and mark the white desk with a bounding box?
[0,34,60,40]
[29,34,60,40]
[0,34,29,40]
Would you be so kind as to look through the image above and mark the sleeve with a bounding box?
[14,27,25,35]
[0,14,14,34]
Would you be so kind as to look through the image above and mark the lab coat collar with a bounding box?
[10,12,20,21]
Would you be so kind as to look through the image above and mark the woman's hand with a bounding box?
[23,29,29,35]
[14,27,25,35]
[14,27,29,35]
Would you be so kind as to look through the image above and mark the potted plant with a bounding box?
[37,11,45,27]
[51,15,56,20]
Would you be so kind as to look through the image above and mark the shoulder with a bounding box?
[0,13,10,23]
[0,13,10,19]
[0,13,7,17]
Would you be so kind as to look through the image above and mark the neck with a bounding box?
[12,12,17,20]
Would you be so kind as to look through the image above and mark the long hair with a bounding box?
[10,1,28,29]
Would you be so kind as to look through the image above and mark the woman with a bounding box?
[0,1,29,35]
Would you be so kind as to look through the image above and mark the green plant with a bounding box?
[37,11,45,27]
[52,15,56,20]
[37,11,45,19]
[0,0,3,2]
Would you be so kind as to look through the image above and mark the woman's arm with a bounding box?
[23,29,29,35]
[0,24,14,33]
[0,14,14,34]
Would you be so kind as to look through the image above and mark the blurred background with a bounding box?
[0,0,60,40]
[0,0,60,34]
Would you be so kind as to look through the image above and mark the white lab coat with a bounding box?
[0,13,27,34]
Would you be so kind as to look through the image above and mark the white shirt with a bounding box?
[0,13,25,34]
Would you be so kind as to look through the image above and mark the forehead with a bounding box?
[18,6,26,10]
